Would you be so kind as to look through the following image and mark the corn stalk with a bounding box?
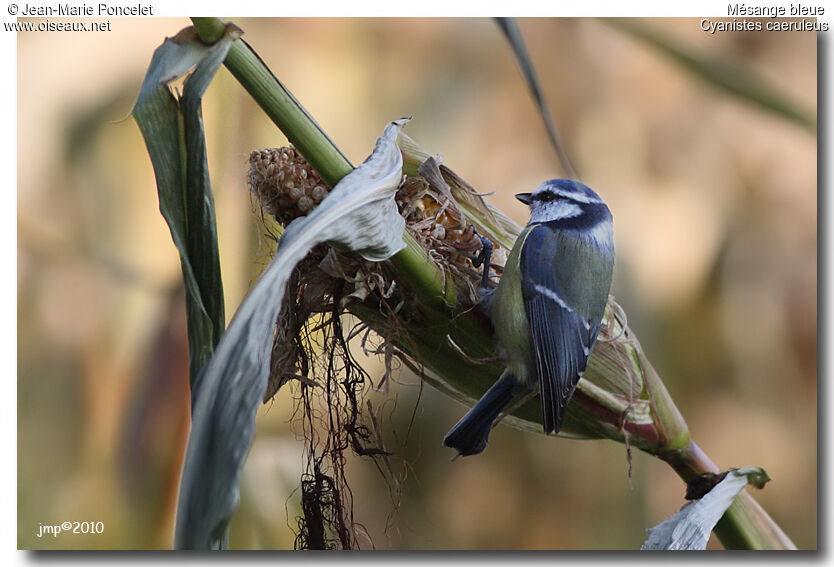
[184,17,795,550]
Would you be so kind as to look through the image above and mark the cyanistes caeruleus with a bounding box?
[444,179,615,456]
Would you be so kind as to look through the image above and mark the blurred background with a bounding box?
[18,18,817,549]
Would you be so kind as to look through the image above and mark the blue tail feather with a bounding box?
[443,373,520,456]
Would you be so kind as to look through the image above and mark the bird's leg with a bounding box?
[470,225,494,290]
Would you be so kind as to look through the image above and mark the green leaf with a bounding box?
[173,119,408,550]
[642,467,771,550]
[132,25,240,386]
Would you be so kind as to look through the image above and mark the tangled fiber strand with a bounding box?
[288,287,355,549]
[250,145,490,550]
[264,240,400,548]
[249,146,378,549]
[295,275,407,549]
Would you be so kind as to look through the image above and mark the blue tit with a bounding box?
[444,179,615,456]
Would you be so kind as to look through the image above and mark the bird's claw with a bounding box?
[470,225,494,290]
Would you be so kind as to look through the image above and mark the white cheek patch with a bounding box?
[530,200,582,223]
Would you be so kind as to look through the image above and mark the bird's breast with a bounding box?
[490,226,536,386]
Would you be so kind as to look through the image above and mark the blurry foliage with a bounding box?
[606,18,816,131]
[17,18,817,549]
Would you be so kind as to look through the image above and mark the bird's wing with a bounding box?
[520,224,609,433]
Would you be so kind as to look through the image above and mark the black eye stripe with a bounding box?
[533,192,598,205]
[533,192,563,203]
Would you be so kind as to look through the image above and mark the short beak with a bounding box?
[515,193,533,205]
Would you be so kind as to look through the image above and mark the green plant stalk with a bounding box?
[190,17,795,550]
[660,441,796,549]
[191,17,454,310]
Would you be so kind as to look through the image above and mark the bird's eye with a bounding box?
[535,192,561,203]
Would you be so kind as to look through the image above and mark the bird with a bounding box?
[443,179,615,456]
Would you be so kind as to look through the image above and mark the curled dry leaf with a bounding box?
[642,467,771,550]
[176,118,408,549]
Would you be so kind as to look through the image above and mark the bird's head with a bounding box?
[516,179,611,226]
